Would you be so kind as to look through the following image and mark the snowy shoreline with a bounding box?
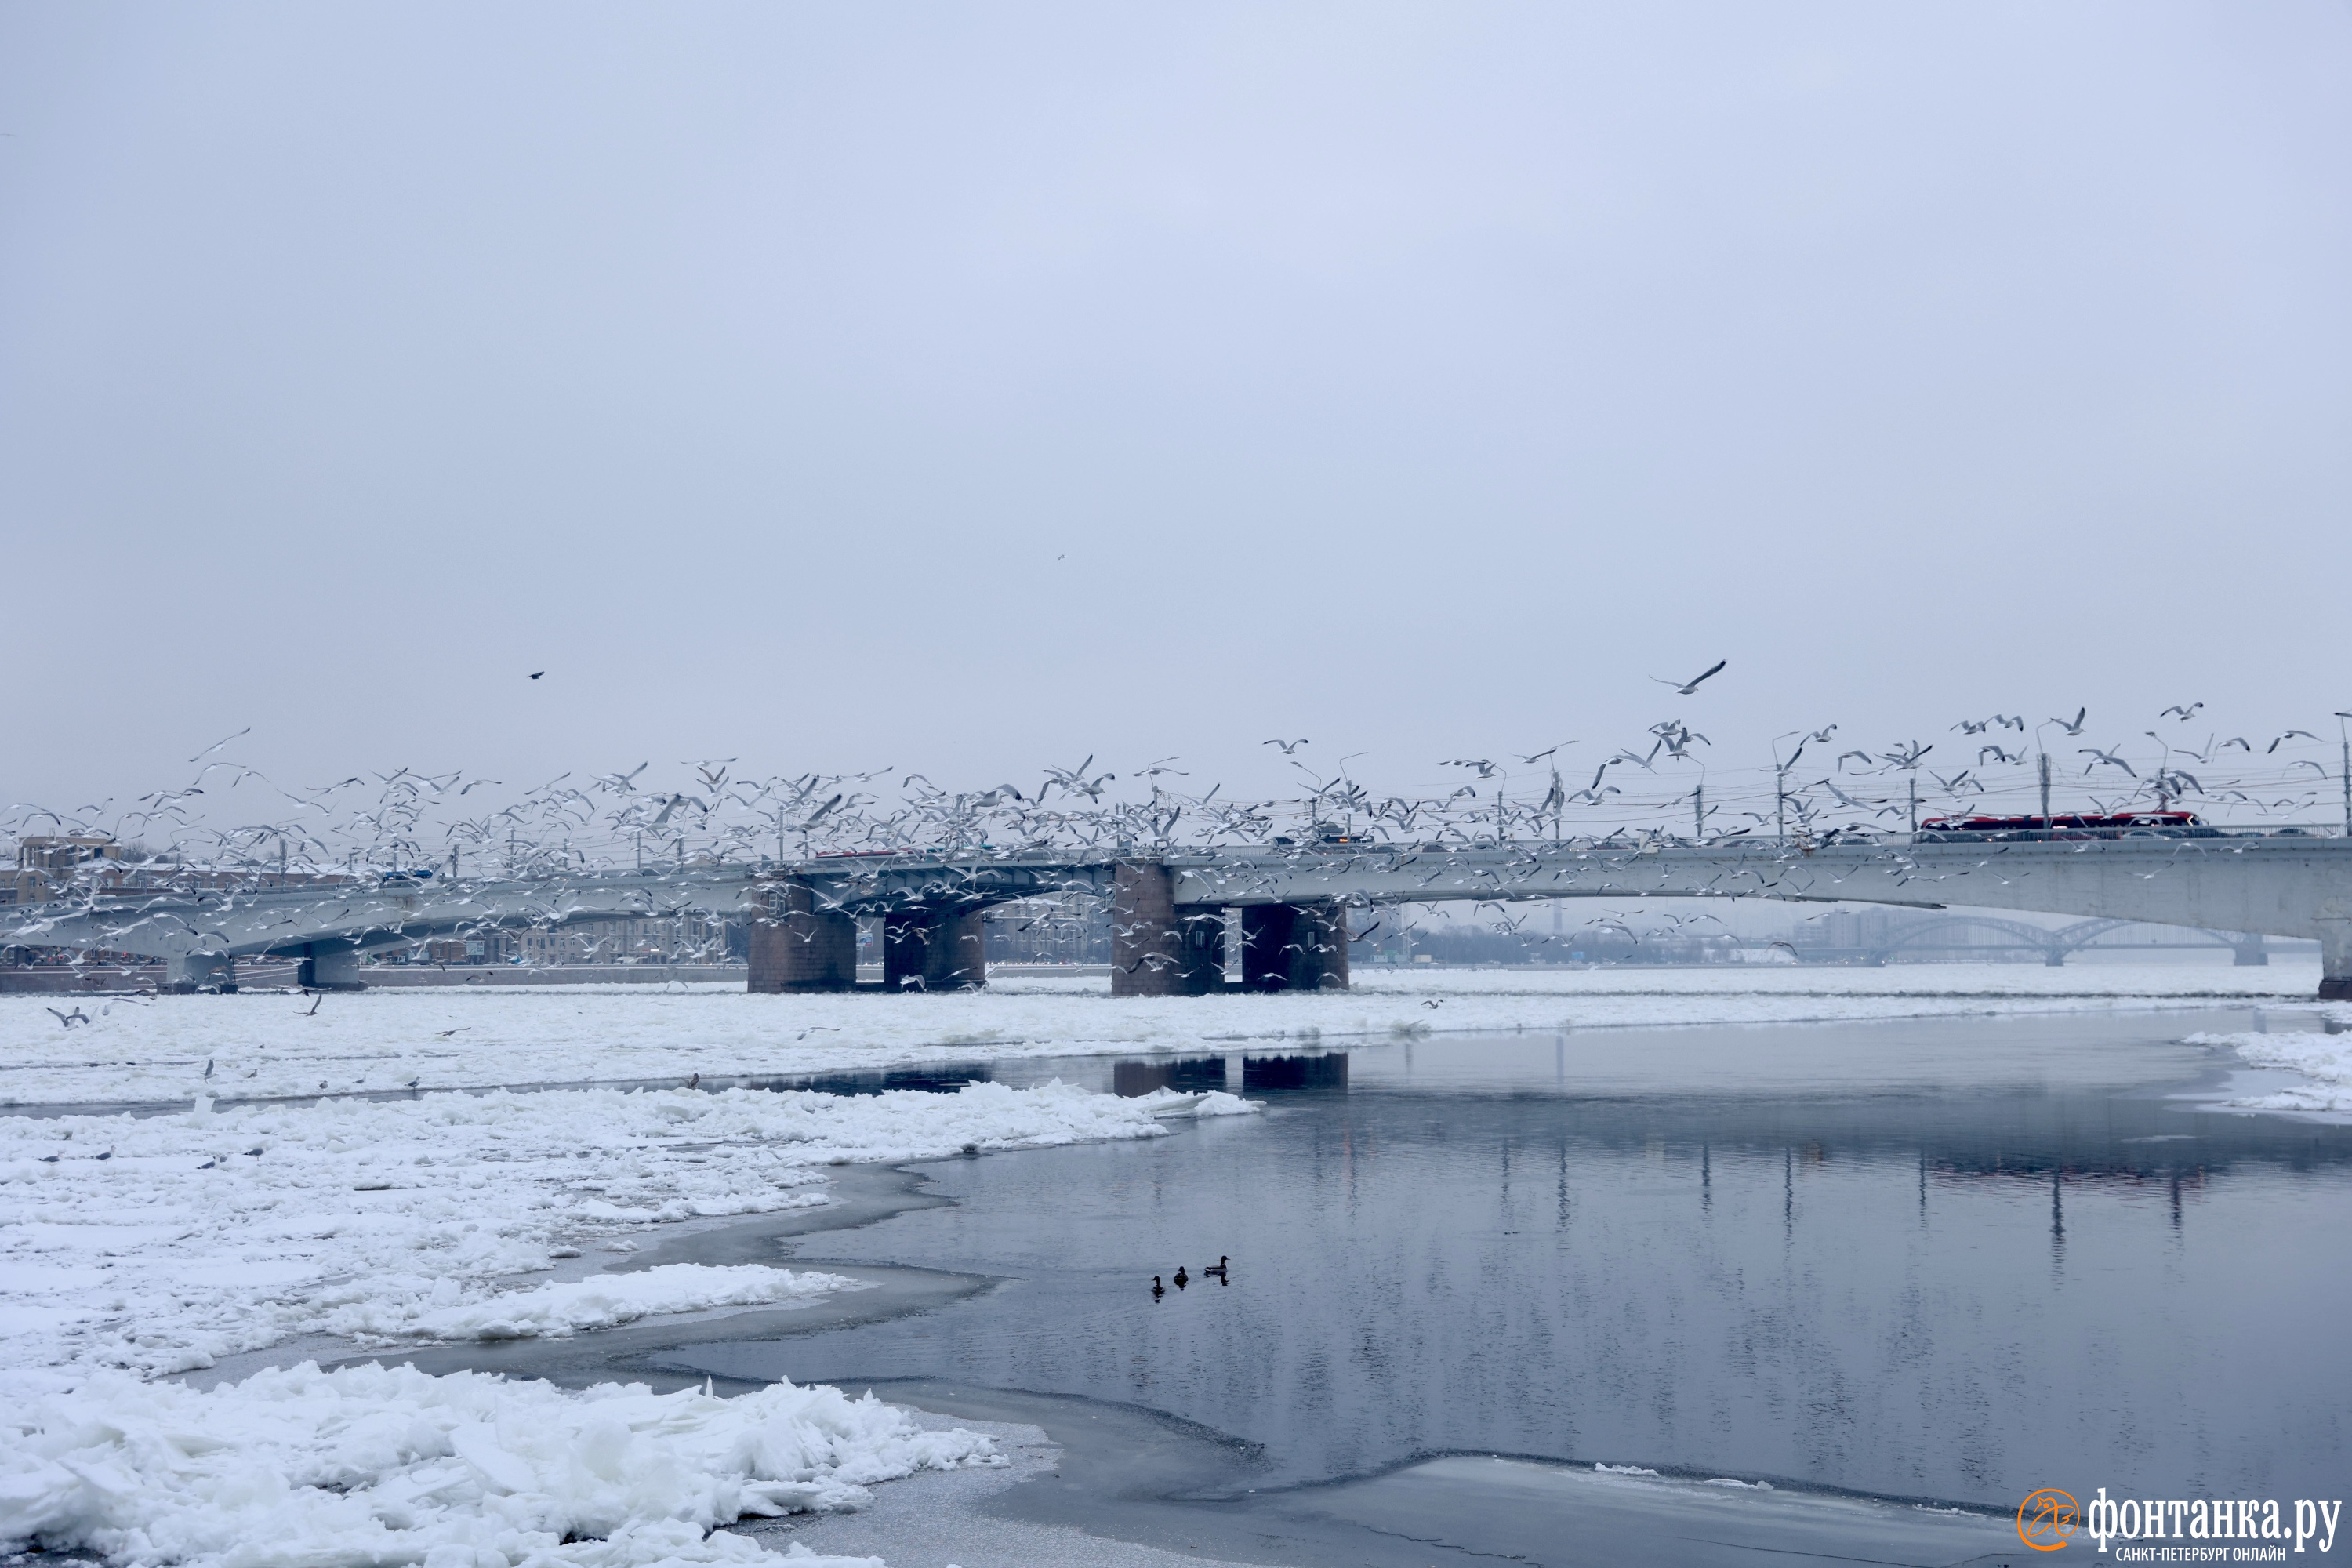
[0,1080,1251,1395]
[0,1076,1258,1566]
[0,961,2318,1111]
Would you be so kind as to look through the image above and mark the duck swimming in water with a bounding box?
[1151,1276,1165,1298]
[1203,1256,1229,1279]
[1173,1266,1189,1290]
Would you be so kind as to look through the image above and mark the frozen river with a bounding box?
[664,1008,2352,1561]
[11,978,2350,1567]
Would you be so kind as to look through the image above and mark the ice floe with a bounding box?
[2190,1026,2352,1113]
[0,1079,1200,1392]
[0,1360,984,1566]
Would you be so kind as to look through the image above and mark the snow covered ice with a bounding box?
[0,1069,1246,1565]
[0,1361,988,1566]
[319,1262,863,1342]
[2187,1022,2352,1114]
[0,1078,1200,1390]
[0,961,2308,1109]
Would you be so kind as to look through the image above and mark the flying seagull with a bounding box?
[529,671,545,680]
[1263,739,1309,754]
[1651,660,1727,696]
[188,727,251,764]
[2049,708,2089,736]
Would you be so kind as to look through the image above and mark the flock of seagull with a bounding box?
[7,668,2348,954]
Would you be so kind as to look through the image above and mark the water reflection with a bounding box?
[729,1065,993,1097]
[1243,1052,1349,1092]
[681,1012,2352,1511]
[1112,1058,1227,1097]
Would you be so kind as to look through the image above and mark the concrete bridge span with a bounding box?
[1121,832,2352,997]
[0,872,763,993]
[5,831,2349,997]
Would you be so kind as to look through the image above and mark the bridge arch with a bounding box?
[1867,914,2069,964]
[1862,914,2267,967]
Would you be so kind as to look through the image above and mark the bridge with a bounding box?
[1788,913,2280,967]
[5,831,2350,998]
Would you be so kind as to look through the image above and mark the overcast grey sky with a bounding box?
[5,2,2348,812]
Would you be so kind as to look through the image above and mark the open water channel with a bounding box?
[388,1007,2352,1566]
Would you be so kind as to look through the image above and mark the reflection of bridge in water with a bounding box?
[692,1027,2352,1215]
[7,832,2351,997]
[1090,1043,2352,1245]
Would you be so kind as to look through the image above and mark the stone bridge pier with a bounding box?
[747,878,858,993]
[296,947,365,991]
[884,905,987,990]
[1240,900,1350,992]
[2321,917,2352,1002]
[746,882,984,991]
[1109,861,1351,995]
[1109,862,1239,996]
[1110,861,1183,996]
[1178,909,1228,993]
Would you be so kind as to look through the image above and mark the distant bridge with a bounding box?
[1789,914,2281,967]
[5,831,2350,998]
